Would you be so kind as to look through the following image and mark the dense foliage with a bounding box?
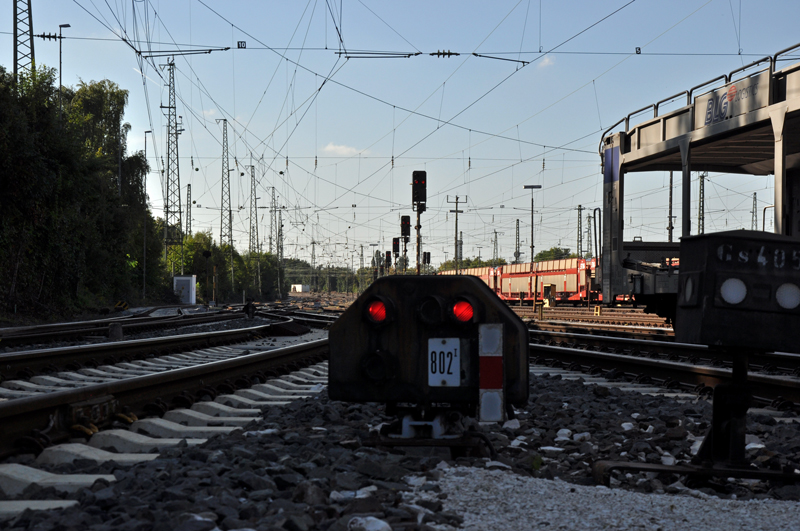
[0,67,292,317]
[438,256,507,271]
[534,246,578,261]
[0,66,162,316]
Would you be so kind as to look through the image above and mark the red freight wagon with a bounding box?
[439,258,600,305]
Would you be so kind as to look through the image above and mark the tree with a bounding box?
[0,66,171,316]
[70,79,130,162]
[166,231,283,303]
[534,247,577,261]
[438,256,507,272]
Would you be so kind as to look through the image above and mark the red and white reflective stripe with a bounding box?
[479,356,503,389]
[478,324,504,422]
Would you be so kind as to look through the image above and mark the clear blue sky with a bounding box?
[3,1,799,267]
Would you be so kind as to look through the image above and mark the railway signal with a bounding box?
[401,216,410,238]
[411,171,427,275]
[412,170,427,205]
[329,275,529,444]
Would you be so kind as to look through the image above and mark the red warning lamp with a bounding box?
[367,300,387,323]
[452,300,474,322]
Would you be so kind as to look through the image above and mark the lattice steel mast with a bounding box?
[311,237,316,291]
[186,184,192,235]
[217,119,232,248]
[277,208,284,299]
[668,172,675,242]
[216,119,234,291]
[249,163,261,292]
[586,215,593,258]
[698,171,706,235]
[270,187,277,254]
[359,245,364,294]
[13,0,34,82]
[161,60,183,274]
[248,165,258,254]
[492,230,499,265]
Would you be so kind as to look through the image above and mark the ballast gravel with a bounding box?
[412,465,800,531]
[2,369,800,530]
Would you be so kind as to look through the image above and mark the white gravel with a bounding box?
[413,465,800,530]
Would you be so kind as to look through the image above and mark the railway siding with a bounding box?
[3,363,800,530]
[3,305,800,529]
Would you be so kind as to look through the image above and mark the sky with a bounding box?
[3,0,800,269]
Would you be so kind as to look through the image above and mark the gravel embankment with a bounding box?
[2,371,799,530]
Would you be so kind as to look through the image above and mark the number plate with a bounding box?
[428,338,461,387]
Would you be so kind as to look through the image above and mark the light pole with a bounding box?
[523,184,542,301]
[523,185,542,264]
[369,243,379,281]
[58,24,70,120]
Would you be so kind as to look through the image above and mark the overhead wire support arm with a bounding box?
[337,49,467,59]
[139,47,230,59]
[336,50,421,59]
[472,52,529,66]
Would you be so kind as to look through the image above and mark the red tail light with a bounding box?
[452,300,474,322]
[367,300,387,322]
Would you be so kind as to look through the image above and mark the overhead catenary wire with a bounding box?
[73,0,767,265]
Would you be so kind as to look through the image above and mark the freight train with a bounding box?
[439,258,601,305]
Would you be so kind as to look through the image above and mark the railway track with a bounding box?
[2,322,800,526]
[529,329,800,406]
[529,319,674,339]
[0,317,309,386]
[0,330,328,458]
[0,309,246,349]
[285,300,800,413]
[0,355,329,522]
[513,306,671,328]
[532,329,800,373]
[278,306,797,409]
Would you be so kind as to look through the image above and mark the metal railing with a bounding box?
[599,42,800,156]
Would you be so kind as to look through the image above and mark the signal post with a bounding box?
[412,171,427,275]
[401,216,411,274]
[392,237,400,274]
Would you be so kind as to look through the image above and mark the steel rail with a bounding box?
[532,329,800,376]
[515,308,667,321]
[530,343,800,405]
[529,320,674,339]
[0,339,329,457]
[0,319,297,381]
[0,311,243,347]
[529,315,669,326]
[260,310,338,329]
[0,314,138,334]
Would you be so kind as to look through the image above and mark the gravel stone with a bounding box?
[4,369,800,530]
[412,466,800,530]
